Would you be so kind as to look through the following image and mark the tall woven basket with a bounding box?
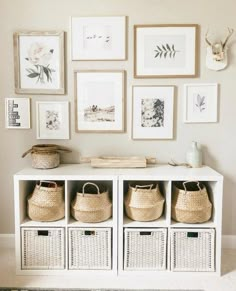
[71,182,112,223]
[124,182,165,222]
[171,181,212,223]
[28,181,65,222]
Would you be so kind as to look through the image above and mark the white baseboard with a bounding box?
[0,234,235,249]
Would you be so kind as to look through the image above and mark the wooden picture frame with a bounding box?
[14,31,65,94]
[134,24,198,78]
[75,70,125,132]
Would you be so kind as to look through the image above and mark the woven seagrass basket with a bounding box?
[71,182,112,223]
[28,181,65,222]
[171,181,212,223]
[124,182,165,222]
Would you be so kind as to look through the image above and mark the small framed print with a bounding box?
[71,16,127,60]
[184,83,218,123]
[75,70,125,132]
[132,86,174,139]
[134,24,198,78]
[5,97,30,129]
[14,31,65,94]
[36,101,69,139]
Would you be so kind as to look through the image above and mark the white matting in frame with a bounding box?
[132,86,174,139]
[36,101,69,139]
[71,16,127,60]
[184,83,218,123]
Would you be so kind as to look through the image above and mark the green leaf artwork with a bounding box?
[154,43,180,59]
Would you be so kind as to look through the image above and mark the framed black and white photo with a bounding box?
[75,70,125,132]
[71,16,127,60]
[14,31,65,94]
[36,101,69,139]
[184,83,218,123]
[5,97,30,129]
[134,24,198,78]
[132,86,174,139]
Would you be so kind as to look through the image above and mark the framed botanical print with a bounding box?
[184,83,218,123]
[134,24,198,78]
[36,101,69,139]
[5,97,31,129]
[132,86,174,139]
[75,70,125,132]
[14,31,65,94]
[71,16,127,60]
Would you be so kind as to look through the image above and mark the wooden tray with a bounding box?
[91,156,147,168]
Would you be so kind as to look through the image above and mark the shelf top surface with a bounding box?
[14,163,223,180]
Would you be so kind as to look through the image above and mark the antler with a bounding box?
[205,29,212,46]
[223,27,234,49]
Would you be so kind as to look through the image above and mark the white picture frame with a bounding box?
[36,101,69,139]
[132,86,174,139]
[75,70,125,132]
[134,24,198,78]
[5,97,31,129]
[14,31,65,94]
[184,83,218,123]
[71,16,127,60]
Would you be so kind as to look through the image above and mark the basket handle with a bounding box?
[135,184,153,191]
[38,180,57,189]
[82,182,100,195]
[183,181,201,193]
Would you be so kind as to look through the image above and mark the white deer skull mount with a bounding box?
[205,28,234,71]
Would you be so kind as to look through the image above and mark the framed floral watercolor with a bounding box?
[5,97,31,129]
[36,101,69,139]
[134,24,198,78]
[14,31,65,94]
[75,70,125,132]
[184,83,218,123]
[132,86,174,139]
[71,16,127,60]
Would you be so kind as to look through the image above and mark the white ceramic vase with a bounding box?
[186,141,202,168]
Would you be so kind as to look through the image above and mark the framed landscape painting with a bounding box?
[132,86,174,139]
[14,31,65,94]
[75,71,125,132]
[134,24,198,78]
[71,16,127,60]
[184,83,218,123]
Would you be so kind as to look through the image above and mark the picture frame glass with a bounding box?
[75,71,124,132]
[5,98,30,129]
[132,86,174,139]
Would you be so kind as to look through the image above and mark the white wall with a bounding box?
[0,0,235,235]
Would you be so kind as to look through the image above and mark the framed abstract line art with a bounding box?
[36,101,69,139]
[71,16,127,60]
[134,24,198,78]
[184,83,218,123]
[132,86,174,139]
[75,70,125,132]
[14,31,65,94]
[5,97,31,129]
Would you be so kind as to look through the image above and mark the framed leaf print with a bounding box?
[14,31,65,94]
[134,24,198,78]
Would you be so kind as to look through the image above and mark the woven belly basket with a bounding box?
[171,181,212,223]
[125,183,165,222]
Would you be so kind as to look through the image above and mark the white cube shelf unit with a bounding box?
[14,164,223,276]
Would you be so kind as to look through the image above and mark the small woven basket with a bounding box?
[124,182,165,222]
[28,181,65,222]
[171,181,212,223]
[71,182,112,223]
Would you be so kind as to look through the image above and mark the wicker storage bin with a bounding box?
[171,228,215,272]
[171,181,212,223]
[21,227,65,270]
[71,182,112,223]
[68,228,112,270]
[124,182,165,222]
[28,181,65,222]
[124,228,167,270]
